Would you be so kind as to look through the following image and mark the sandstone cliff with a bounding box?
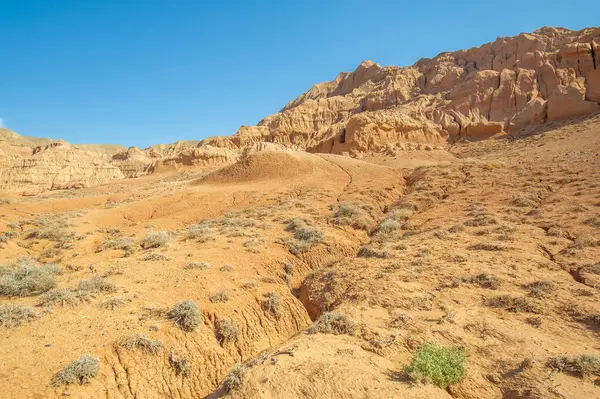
[226,26,600,155]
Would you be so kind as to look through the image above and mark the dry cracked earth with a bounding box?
[1,114,600,398]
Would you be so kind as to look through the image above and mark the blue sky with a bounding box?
[0,0,597,148]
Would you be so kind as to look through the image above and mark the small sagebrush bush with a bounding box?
[184,261,211,270]
[141,252,169,261]
[455,273,499,290]
[169,349,190,377]
[51,355,100,386]
[26,227,69,242]
[525,280,554,298]
[485,295,536,313]
[186,224,213,242]
[97,237,137,256]
[39,288,89,307]
[241,280,259,289]
[377,219,400,236]
[331,203,372,231]
[547,227,564,237]
[168,300,201,332]
[141,230,170,249]
[101,297,127,310]
[216,318,240,345]
[358,245,390,258]
[468,243,505,251]
[548,354,600,377]
[388,208,413,222]
[0,303,37,328]
[223,363,248,392]
[308,311,356,335]
[404,342,467,388]
[210,290,230,303]
[78,276,116,293]
[0,258,61,296]
[281,218,324,254]
[119,334,162,354]
[262,292,281,316]
[220,264,234,272]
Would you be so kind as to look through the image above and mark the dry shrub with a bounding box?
[358,245,390,258]
[78,276,116,293]
[215,318,239,345]
[525,280,554,298]
[0,258,61,296]
[485,295,536,313]
[51,355,100,386]
[141,230,170,249]
[141,252,169,261]
[331,202,373,231]
[39,288,89,307]
[548,355,600,377]
[101,297,129,310]
[0,303,37,328]
[168,300,201,332]
[169,349,190,377]
[468,243,505,251]
[223,363,248,392]
[210,290,230,303]
[119,334,162,354]
[241,280,258,289]
[97,237,136,256]
[262,292,281,316]
[455,273,499,289]
[220,264,234,272]
[184,261,211,270]
[281,218,324,254]
[308,311,356,335]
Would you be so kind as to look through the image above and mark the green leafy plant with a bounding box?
[404,342,467,388]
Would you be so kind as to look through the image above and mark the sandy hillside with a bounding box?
[0,111,599,398]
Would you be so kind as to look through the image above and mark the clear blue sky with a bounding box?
[0,0,597,148]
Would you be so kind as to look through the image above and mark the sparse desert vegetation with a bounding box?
[1,25,600,399]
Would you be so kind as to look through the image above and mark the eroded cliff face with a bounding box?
[0,140,125,193]
[228,26,600,155]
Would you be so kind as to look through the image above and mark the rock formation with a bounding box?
[225,26,600,155]
[0,140,124,193]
